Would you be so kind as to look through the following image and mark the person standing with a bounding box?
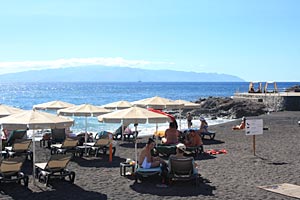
[187,112,193,129]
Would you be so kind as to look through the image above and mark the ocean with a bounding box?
[1,82,299,137]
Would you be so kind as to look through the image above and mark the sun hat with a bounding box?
[176,143,186,152]
[199,117,205,121]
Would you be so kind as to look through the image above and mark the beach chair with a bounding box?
[186,145,204,158]
[50,137,78,155]
[86,138,116,157]
[200,131,216,140]
[6,130,27,146]
[0,156,29,186]
[5,139,33,160]
[50,128,66,144]
[35,154,75,186]
[135,165,162,183]
[153,144,177,157]
[167,156,199,185]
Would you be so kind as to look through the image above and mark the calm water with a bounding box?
[1,82,299,135]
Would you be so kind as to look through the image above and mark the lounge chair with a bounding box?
[186,145,204,158]
[153,144,177,157]
[50,128,66,144]
[50,137,78,155]
[6,130,27,146]
[135,165,162,183]
[35,154,75,186]
[86,138,116,157]
[167,156,199,185]
[0,156,29,186]
[5,139,33,160]
[200,131,216,140]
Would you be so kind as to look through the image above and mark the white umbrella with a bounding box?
[98,106,172,166]
[0,104,24,118]
[101,100,132,110]
[132,96,183,110]
[57,104,111,151]
[33,100,75,110]
[0,110,74,183]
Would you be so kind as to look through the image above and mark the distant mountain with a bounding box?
[0,66,244,82]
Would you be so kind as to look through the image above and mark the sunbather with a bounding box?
[161,121,179,145]
[184,129,203,147]
[232,117,246,130]
[139,138,165,169]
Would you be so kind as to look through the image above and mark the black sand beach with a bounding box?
[1,111,300,200]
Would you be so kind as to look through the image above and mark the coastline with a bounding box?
[1,111,300,199]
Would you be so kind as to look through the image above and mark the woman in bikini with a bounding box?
[138,138,165,168]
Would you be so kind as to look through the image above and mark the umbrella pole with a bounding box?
[85,116,88,155]
[0,127,2,158]
[179,109,182,130]
[135,125,138,168]
[32,129,36,185]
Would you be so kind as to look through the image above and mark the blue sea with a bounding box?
[1,82,299,136]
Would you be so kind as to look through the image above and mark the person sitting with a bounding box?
[139,138,165,169]
[161,121,180,145]
[232,117,246,130]
[248,82,255,93]
[185,129,203,147]
[199,117,209,133]
[169,143,198,170]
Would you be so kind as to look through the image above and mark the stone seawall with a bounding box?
[233,92,300,111]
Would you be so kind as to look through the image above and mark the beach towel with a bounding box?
[205,149,227,155]
[258,183,300,199]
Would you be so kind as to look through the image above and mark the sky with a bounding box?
[0,0,299,82]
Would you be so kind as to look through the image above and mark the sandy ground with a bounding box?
[1,111,300,200]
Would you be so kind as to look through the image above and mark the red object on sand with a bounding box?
[147,108,175,122]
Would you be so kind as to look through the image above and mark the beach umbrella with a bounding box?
[57,104,111,148]
[33,100,75,110]
[174,100,200,109]
[132,96,183,110]
[0,110,74,183]
[101,100,132,110]
[0,104,24,118]
[98,106,172,166]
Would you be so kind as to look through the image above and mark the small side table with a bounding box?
[120,162,135,176]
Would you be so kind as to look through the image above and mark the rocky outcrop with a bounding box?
[178,97,267,119]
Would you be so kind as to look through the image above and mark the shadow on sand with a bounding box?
[0,181,107,200]
[130,175,216,197]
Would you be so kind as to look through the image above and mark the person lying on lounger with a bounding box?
[232,117,246,130]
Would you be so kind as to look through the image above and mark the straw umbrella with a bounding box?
[0,104,24,118]
[132,96,183,110]
[98,106,172,166]
[33,100,75,110]
[0,110,74,183]
[101,100,132,110]
[57,104,111,150]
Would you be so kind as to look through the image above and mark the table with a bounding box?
[120,162,135,176]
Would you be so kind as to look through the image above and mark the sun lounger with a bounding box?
[200,131,216,140]
[186,145,204,157]
[50,137,78,155]
[0,156,29,186]
[153,144,177,157]
[167,156,199,185]
[135,165,162,183]
[6,130,27,146]
[35,154,75,186]
[85,138,116,157]
[5,139,33,160]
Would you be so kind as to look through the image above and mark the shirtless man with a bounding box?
[139,138,165,168]
[162,121,179,144]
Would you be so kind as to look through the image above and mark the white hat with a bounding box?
[199,117,205,121]
[176,143,186,151]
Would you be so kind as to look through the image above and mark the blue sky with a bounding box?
[0,0,299,81]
